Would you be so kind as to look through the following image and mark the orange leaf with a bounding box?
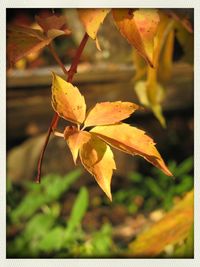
[129,190,194,257]
[91,123,172,176]
[79,133,116,200]
[112,9,160,67]
[64,126,91,163]
[7,25,51,66]
[51,73,86,124]
[84,101,139,127]
[78,8,110,40]
[35,14,71,35]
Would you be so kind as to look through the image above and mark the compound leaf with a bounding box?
[91,123,172,177]
[51,73,86,124]
[84,101,139,127]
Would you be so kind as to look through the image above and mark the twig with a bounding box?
[35,33,89,183]
[48,43,69,77]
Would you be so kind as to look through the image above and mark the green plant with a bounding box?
[113,156,193,212]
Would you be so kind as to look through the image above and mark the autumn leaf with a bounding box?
[7,18,70,67]
[135,80,166,128]
[78,8,110,39]
[84,101,140,127]
[51,73,86,124]
[91,123,172,176]
[128,190,194,257]
[36,14,70,33]
[64,126,91,164]
[51,78,172,200]
[112,8,160,67]
[133,13,175,127]
[78,8,110,50]
[79,132,116,200]
[7,25,51,66]
[35,14,71,38]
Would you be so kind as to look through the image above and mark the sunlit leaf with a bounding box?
[84,101,140,128]
[7,25,51,66]
[80,132,116,200]
[91,123,172,176]
[135,80,166,128]
[78,8,110,40]
[35,14,71,36]
[132,49,147,81]
[51,73,86,124]
[112,8,160,67]
[128,190,194,257]
[158,30,174,82]
[64,126,91,163]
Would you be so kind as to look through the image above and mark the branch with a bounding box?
[48,43,69,77]
[35,33,89,183]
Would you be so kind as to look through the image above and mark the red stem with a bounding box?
[35,33,89,183]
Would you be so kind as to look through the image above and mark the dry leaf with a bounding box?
[91,123,172,176]
[51,73,86,124]
[78,8,110,40]
[84,101,139,127]
[7,25,51,66]
[79,132,116,200]
[112,8,160,67]
[7,19,70,67]
[128,190,194,257]
[35,14,71,35]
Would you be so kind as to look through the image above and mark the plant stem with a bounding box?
[48,43,69,77]
[35,33,89,183]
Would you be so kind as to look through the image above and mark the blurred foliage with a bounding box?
[7,156,193,258]
[128,190,193,257]
[113,156,193,213]
[7,170,114,257]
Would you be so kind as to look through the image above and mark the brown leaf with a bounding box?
[78,8,110,39]
[51,73,86,124]
[84,101,139,128]
[64,126,91,163]
[80,133,116,200]
[7,25,51,66]
[128,190,194,257]
[112,9,160,67]
[35,14,71,35]
[91,123,172,176]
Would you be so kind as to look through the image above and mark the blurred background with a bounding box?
[6,8,194,258]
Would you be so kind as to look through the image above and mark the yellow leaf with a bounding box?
[84,101,139,128]
[158,30,174,82]
[64,126,91,163]
[91,123,172,176]
[78,8,110,40]
[128,190,194,257]
[112,8,160,67]
[134,80,166,127]
[51,73,86,124]
[80,133,116,200]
